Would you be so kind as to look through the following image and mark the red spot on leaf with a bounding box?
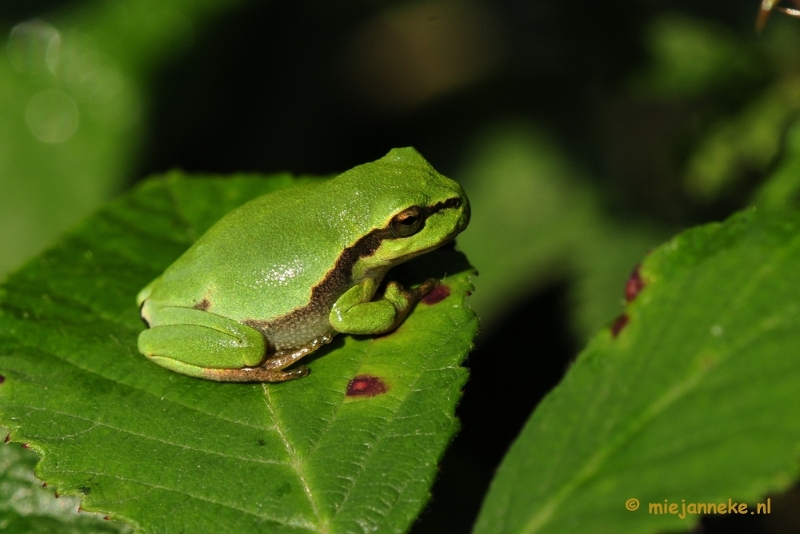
[611,314,629,337]
[625,265,645,302]
[42,482,47,487]
[54,492,60,498]
[22,443,29,449]
[104,516,110,521]
[3,435,8,444]
[422,284,450,305]
[346,375,388,397]
[0,375,5,384]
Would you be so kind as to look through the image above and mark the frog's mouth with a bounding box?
[392,231,458,262]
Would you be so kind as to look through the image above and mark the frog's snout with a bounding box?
[458,194,471,232]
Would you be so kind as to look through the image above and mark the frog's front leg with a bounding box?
[329,277,438,335]
[139,306,310,382]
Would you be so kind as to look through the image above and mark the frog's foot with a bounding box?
[409,278,439,299]
[201,333,335,383]
[202,364,309,383]
[382,277,439,327]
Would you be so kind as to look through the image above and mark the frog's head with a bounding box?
[337,147,470,271]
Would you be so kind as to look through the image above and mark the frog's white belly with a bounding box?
[242,299,336,351]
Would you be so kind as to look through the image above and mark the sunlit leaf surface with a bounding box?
[0,173,477,533]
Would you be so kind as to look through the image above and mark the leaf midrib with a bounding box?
[5,318,325,530]
[263,384,325,533]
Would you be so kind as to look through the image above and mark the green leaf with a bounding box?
[473,208,800,534]
[0,438,132,533]
[0,172,477,533]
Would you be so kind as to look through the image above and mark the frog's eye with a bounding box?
[390,206,425,238]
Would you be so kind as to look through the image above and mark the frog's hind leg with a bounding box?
[138,306,268,380]
[202,333,335,383]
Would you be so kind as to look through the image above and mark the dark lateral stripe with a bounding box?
[335,196,463,277]
[308,196,463,303]
[248,196,463,335]
[426,197,462,217]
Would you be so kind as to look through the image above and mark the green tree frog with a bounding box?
[137,148,470,382]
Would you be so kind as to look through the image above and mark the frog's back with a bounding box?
[145,181,350,322]
[142,146,465,325]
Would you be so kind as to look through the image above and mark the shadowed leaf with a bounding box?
[474,208,800,534]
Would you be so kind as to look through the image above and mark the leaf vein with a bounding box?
[12,404,290,467]
[56,467,317,531]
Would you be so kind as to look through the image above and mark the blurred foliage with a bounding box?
[455,124,666,340]
[2,0,800,532]
[683,21,800,202]
[629,15,763,99]
[754,115,800,208]
[625,13,800,208]
[0,0,244,277]
[0,434,131,533]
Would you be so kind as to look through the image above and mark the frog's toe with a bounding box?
[202,364,309,382]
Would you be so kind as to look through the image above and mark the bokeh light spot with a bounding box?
[8,20,62,75]
[25,89,80,143]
